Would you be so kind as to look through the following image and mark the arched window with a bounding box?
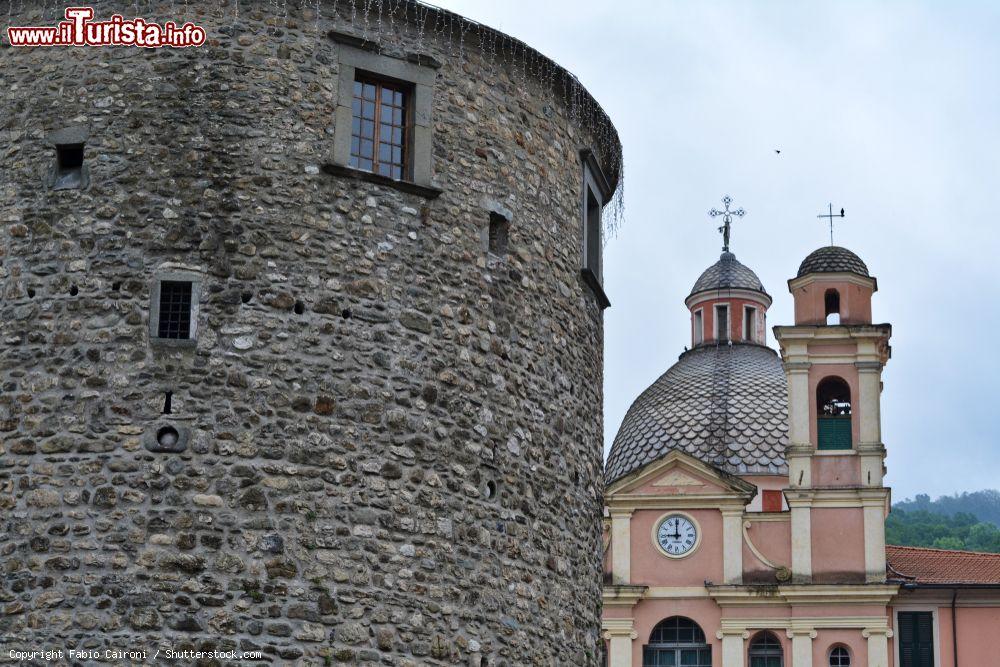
[829,646,851,666]
[748,631,784,667]
[825,288,841,324]
[816,376,852,450]
[643,617,711,667]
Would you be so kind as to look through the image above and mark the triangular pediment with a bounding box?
[606,449,757,499]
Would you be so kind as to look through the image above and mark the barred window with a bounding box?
[157,281,193,339]
[349,76,408,180]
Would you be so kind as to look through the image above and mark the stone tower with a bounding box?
[0,2,622,664]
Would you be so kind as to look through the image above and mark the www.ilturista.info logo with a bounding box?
[6,7,206,47]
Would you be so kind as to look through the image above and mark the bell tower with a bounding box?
[773,246,892,584]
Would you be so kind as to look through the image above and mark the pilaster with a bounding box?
[863,627,893,667]
[610,509,633,584]
[603,618,637,667]
[863,494,889,583]
[856,361,886,487]
[722,508,744,584]
[784,360,812,488]
[787,495,812,582]
[716,629,748,667]
[787,628,816,667]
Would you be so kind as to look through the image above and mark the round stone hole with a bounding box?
[27,287,35,298]
[69,284,79,296]
[483,479,498,500]
[341,308,352,319]
[293,300,305,315]
[241,290,253,304]
[156,425,180,449]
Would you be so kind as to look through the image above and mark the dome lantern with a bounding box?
[789,246,877,326]
[685,252,772,348]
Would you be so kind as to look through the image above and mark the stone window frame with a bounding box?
[580,149,612,309]
[149,268,203,348]
[328,33,439,197]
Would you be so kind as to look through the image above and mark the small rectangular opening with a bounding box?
[488,212,509,256]
[54,143,84,189]
[694,310,703,345]
[715,304,729,341]
[743,306,756,341]
[158,281,193,339]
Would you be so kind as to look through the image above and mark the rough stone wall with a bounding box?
[0,1,619,665]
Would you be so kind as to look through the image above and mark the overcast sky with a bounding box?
[435,1,1000,502]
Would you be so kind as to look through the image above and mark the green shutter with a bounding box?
[898,612,934,667]
[817,416,852,450]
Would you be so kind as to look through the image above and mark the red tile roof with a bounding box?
[887,545,1000,585]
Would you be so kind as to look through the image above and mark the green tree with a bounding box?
[932,536,964,550]
[885,508,1000,553]
[966,522,1000,552]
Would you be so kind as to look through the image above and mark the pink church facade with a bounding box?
[602,246,1000,667]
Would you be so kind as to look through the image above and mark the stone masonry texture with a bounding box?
[0,1,621,665]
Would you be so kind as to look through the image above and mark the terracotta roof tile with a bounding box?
[886,545,1000,585]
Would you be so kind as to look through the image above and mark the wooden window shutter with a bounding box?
[898,612,934,667]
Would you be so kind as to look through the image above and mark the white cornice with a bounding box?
[787,271,877,292]
[685,287,773,310]
[707,583,899,606]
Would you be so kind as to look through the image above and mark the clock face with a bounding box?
[656,514,698,557]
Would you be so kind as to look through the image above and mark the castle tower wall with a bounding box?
[0,2,621,663]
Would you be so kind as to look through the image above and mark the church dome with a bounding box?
[605,344,788,483]
[797,246,869,278]
[689,252,768,299]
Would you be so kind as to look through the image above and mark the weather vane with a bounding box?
[817,203,845,246]
[708,195,745,253]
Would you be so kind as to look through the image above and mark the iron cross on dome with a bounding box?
[817,203,846,246]
[708,195,745,252]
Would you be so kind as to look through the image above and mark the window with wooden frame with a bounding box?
[579,149,611,309]
[349,75,409,180]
